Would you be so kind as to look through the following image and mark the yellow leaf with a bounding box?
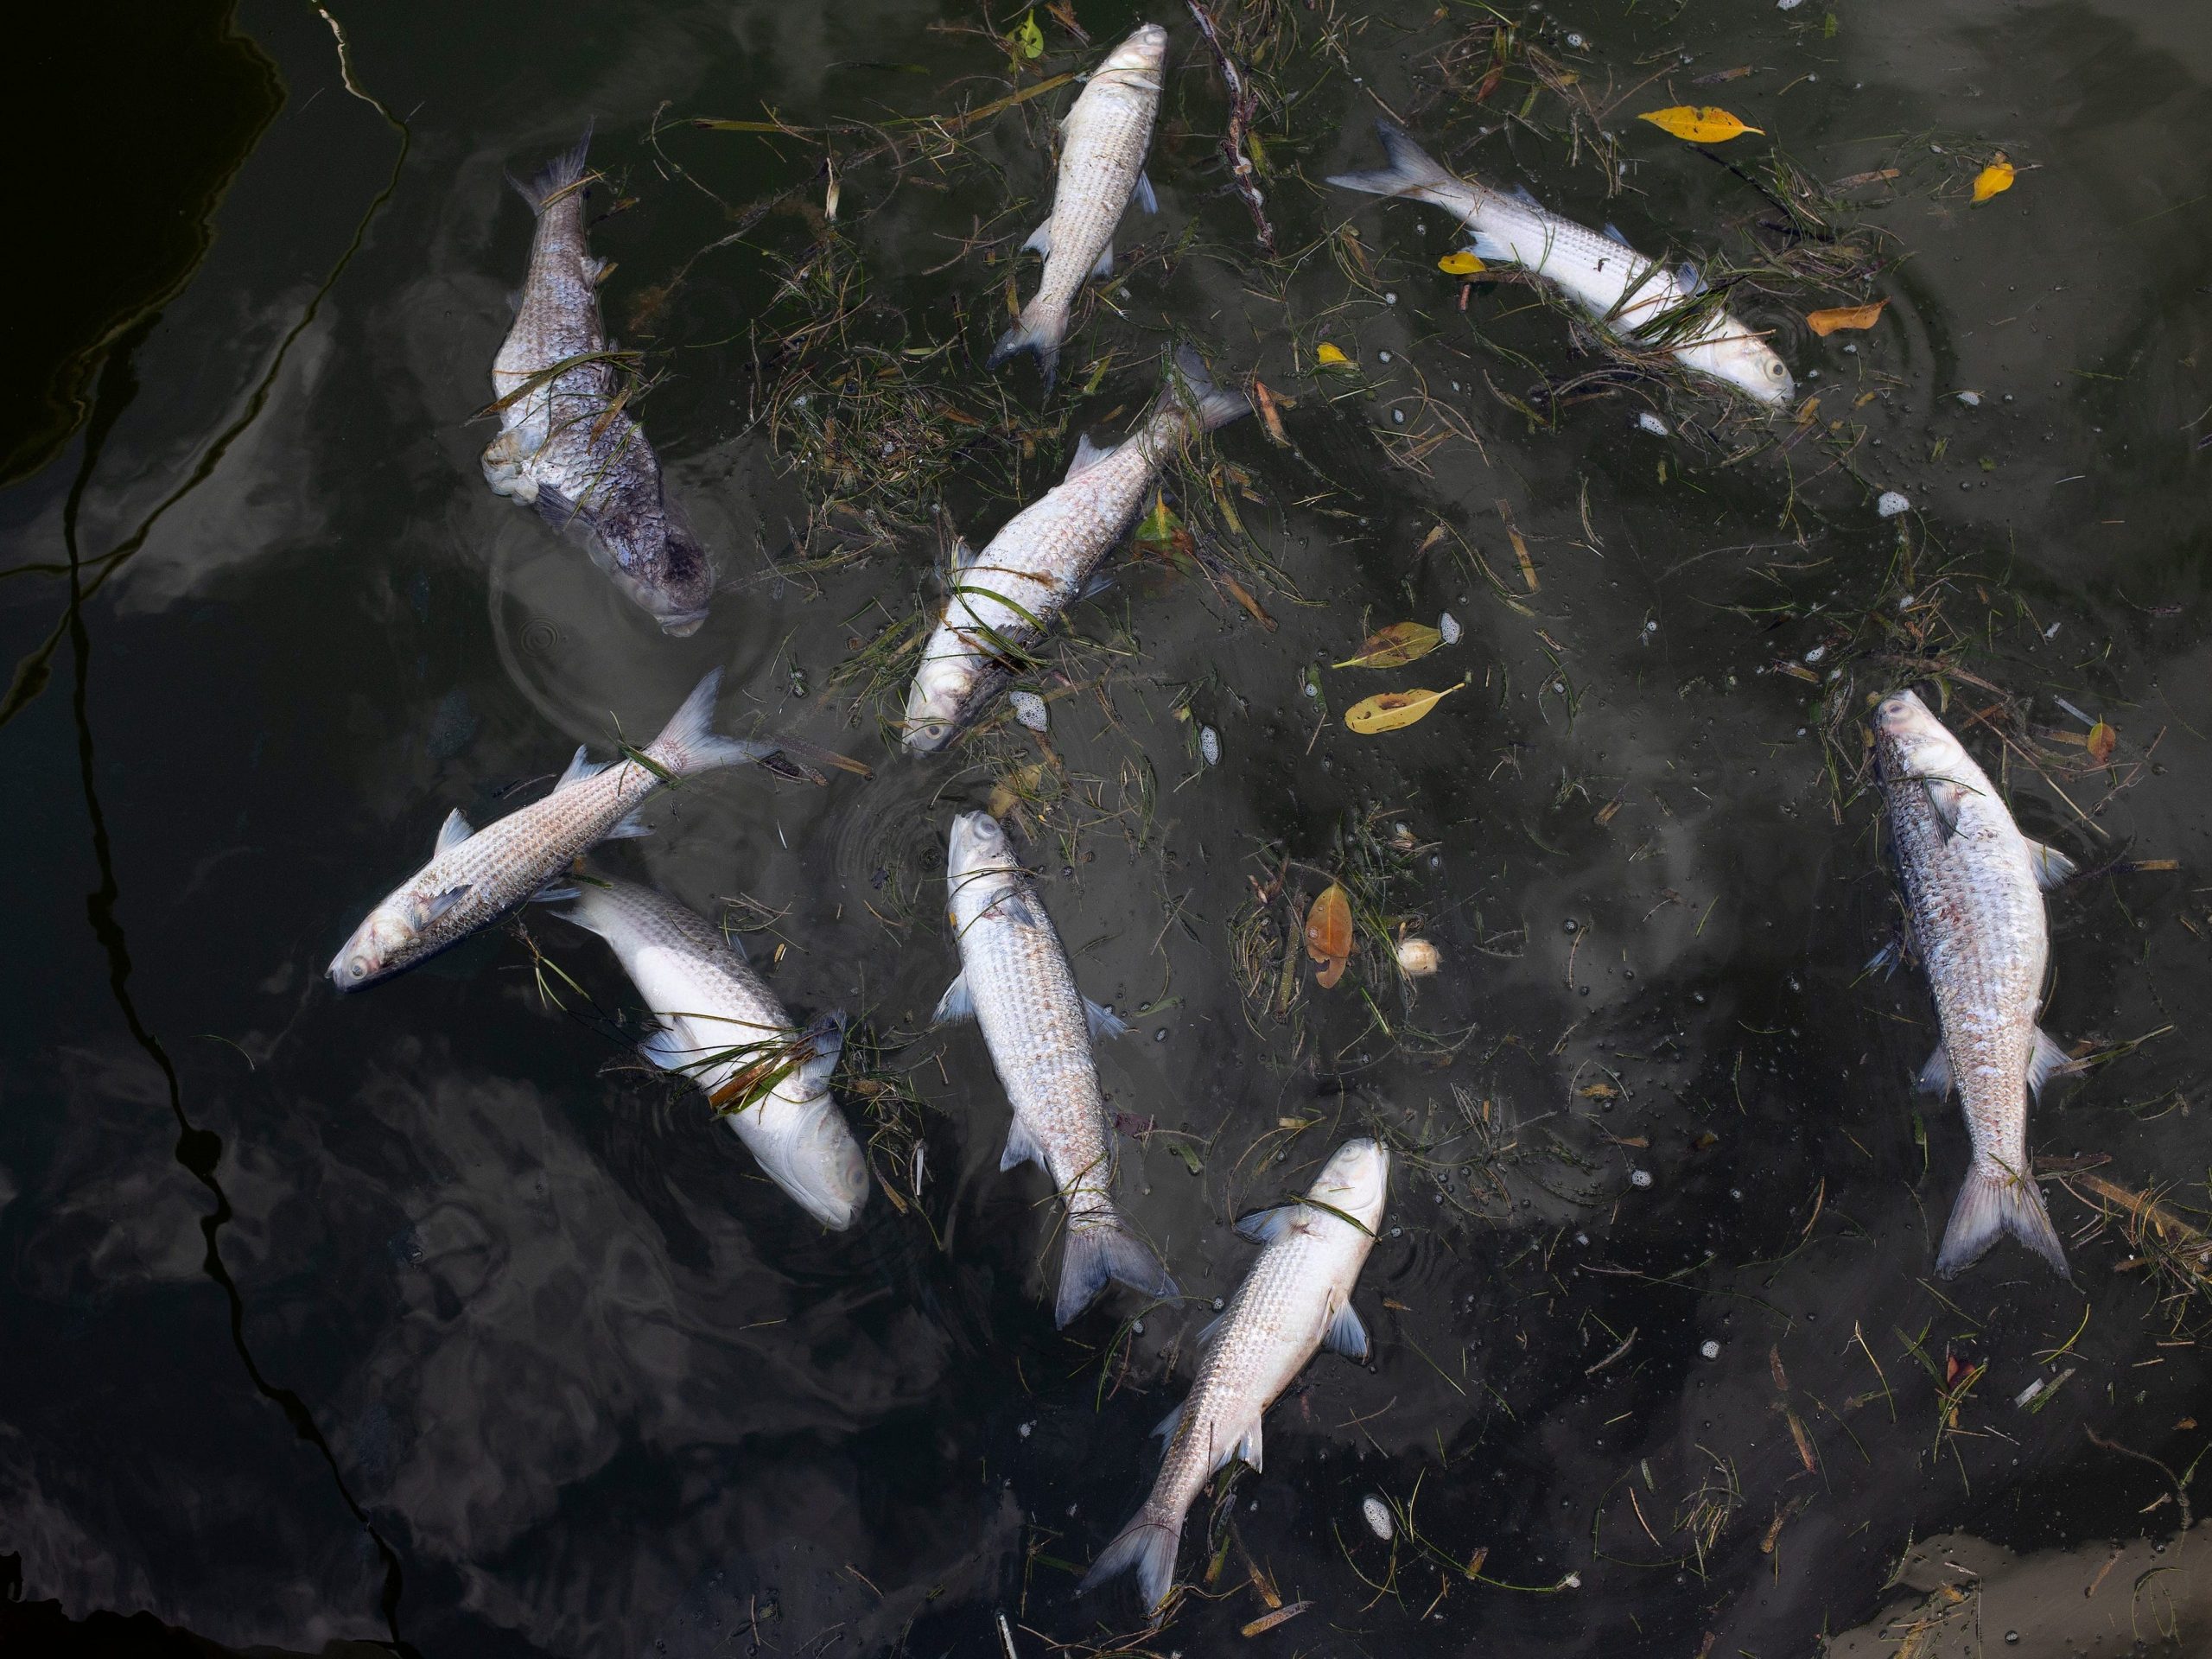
[2088,721,2117,764]
[1437,250,1486,276]
[1805,299,1889,336]
[1972,155,2015,203]
[1637,105,1764,143]
[1334,621,1444,670]
[1012,10,1045,59]
[1314,341,1352,368]
[1344,684,1462,734]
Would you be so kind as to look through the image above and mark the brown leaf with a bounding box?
[1334,621,1444,669]
[1806,299,1889,336]
[1305,883,1351,965]
[1241,1602,1312,1637]
[2087,721,2118,764]
[1250,377,1290,446]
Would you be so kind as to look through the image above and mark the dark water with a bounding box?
[5,2,2209,1656]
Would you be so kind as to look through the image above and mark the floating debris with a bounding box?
[1700,1339,1722,1359]
[1361,1495,1395,1541]
[1876,491,1911,518]
[1637,411,1670,436]
[1439,610,1463,645]
[1396,937,1441,977]
[1629,1168,1654,1189]
[1957,390,1983,406]
[1199,724,1221,766]
[1009,690,1048,733]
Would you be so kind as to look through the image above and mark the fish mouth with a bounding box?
[654,607,709,638]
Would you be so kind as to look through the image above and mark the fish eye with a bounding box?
[346,959,368,980]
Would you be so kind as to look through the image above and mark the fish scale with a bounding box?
[1081,1139,1390,1611]
[1874,689,2075,1276]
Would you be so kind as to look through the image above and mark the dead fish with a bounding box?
[903,347,1248,752]
[1081,1138,1390,1609]
[934,810,1176,1325]
[1874,688,2076,1277]
[1328,120,1795,408]
[986,22,1166,391]
[481,126,715,634]
[329,670,769,989]
[561,879,868,1228]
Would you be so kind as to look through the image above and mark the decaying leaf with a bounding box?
[1251,377,1289,445]
[1344,684,1462,734]
[1637,105,1763,143]
[1805,299,1889,336]
[1306,883,1351,965]
[1134,492,1189,558]
[1333,621,1444,670]
[1011,9,1046,59]
[1437,250,1486,276]
[1972,155,2015,203]
[1240,1602,1313,1637]
[2087,721,2117,764]
[1314,341,1352,368]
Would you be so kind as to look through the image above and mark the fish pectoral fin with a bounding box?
[1090,241,1115,280]
[1133,171,1159,214]
[416,885,472,925]
[1914,1044,1954,1101]
[1192,1310,1226,1350]
[1602,221,1634,248]
[639,1021,691,1072]
[1322,1297,1370,1363]
[1505,181,1541,208]
[1232,1421,1263,1473]
[531,883,581,904]
[989,890,1048,930]
[1000,1115,1049,1173]
[434,807,475,857]
[602,810,652,841]
[1084,998,1131,1040]
[1921,777,1965,839]
[1677,259,1705,295]
[534,483,582,531]
[795,1012,847,1095]
[930,971,976,1026]
[2028,1028,2077,1099]
[1463,227,1514,264]
[1152,1400,1185,1440]
[2027,839,2078,890]
[1022,219,1053,257]
[1233,1204,1299,1246]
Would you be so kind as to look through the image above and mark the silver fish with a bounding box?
[561,878,868,1229]
[1874,688,2077,1276]
[329,670,769,990]
[986,22,1166,391]
[481,128,715,634]
[1082,1138,1390,1610]
[902,348,1247,752]
[934,810,1176,1325]
[1329,120,1795,408]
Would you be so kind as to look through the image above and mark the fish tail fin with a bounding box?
[1936,1156,2069,1279]
[511,120,595,214]
[1159,343,1251,436]
[1325,118,1457,202]
[1055,1205,1178,1328]
[984,297,1068,394]
[1078,1507,1182,1610]
[647,668,774,777]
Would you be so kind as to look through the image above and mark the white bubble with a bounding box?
[1010,690,1048,732]
[1700,1339,1722,1359]
[1362,1496,1395,1540]
[1630,1169,1654,1189]
[1637,411,1669,436]
[1199,725,1221,766]
[1876,491,1911,518]
[1439,611,1462,645]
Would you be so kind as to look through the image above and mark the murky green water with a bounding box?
[4,3,2209,1655]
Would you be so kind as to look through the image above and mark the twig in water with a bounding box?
[1186,2,1275,257]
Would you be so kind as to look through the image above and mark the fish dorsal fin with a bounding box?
[1921,777,1967,838]
[2027,839,2077,889]
[1153,1400,1185,1440]
[602,810,652,841]
[1506,181,1542,208]
[1603,221,1634,248]
[639,1021,690,1073]
[1085,997,1130,1040]
[1067,433,1114,478]
[931,971,976,1026]
[1915,1045,1954,1100]
[1234,1204,1300,1246]
[434,808,474,857]
[1192,1310,1227,1350]
[1022,219,1052,257]
[1322,1297,1370,1362]
[1001,1115,1049,1173]
[1134,171,1159,214]
[1089,241,1115,280]
[556,745,608,791]
[2028,1028,2076,1100]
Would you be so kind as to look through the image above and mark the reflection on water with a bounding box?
[3,0,2210,1655]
